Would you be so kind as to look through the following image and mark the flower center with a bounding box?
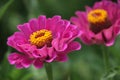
[29,29,52,47]
[87,9,111,34]
[88,9,107,24]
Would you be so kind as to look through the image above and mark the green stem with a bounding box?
[101,46,110,73]
[45,63,53,80]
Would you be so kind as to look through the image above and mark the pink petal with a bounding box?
[118,0,120,5]
[15,63,24,69]
[45,47,57,62]
[38,15,46,29]
[105,38,114,46]
[85,6,92,12]
[8,53,21,65]
[55,54,68,62]
[22,57,33,68]
[113,19,120,35]
[80,33,92,45]
[102,27,113,42]
[114,26,120,36]
[17,44,36,57]
[55,20,66,35]
[62,32,73,41]
[63,20,70,28]
[7,32,26,48]
[32,46,47,58]
[29,18,39,32]
[52,38,68,51]
[33,59,43,69]
[65,41,81,53]
[94,32,104,44]
[46,16,61,33]
[51,15,61,23]
[70,17,80,26]
[17,23,32,38]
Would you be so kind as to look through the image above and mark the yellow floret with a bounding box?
[87,9,108,24]
[29,29,52,47]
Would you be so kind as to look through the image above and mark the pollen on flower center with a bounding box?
[87,9,108,24]
[29,29,52,47]
[87,9,111,34]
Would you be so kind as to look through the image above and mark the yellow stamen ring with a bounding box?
[87,9,108,24]
[29,29,52,47]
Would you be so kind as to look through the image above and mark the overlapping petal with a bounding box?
[71,0,120,46]
[7,15,81,69]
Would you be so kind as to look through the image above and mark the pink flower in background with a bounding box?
[7,15,81,69]
[71,0,120,46]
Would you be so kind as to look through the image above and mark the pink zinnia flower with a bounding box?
[71,0,120,46]
[7,15,81,69]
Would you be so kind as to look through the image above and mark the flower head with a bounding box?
[71,0,120,46]
[7,15,81,69]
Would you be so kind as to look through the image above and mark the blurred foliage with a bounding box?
[0,0,120,80]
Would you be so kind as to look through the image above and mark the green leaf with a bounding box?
[101,67,120,80]
[0,0,14,20]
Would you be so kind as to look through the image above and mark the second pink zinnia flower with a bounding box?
[7,15,81,69]
[71,0,120,46]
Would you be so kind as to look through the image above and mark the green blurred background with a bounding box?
[0,0,120,80]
